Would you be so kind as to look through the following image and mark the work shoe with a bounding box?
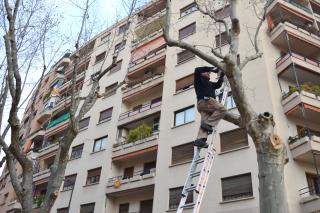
[201,122,213,134]
[194,138,209,148]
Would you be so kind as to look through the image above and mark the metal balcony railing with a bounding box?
[107,168,156,183]
[276,52,320,68]
[266,0,311,14]
[299,185,320,197]
[115,132,159,148]
[119,100,162,121]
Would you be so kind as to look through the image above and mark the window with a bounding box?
[118,23,130,35]
[70,144,83,159]
[95,52,106,63]
[109,60,122,73]
[221,173,253,201]
[176,74,194,92]
[100,33,110,44]
[104,83,118,98]
[172,142,194,165]
[306,173,320,195]
[119,203,129,213]
[86,167,101,185]
[140,199,153,213]
[80,203,95,213]
[227,93,236,109]
[79,117,90,130]
[169,187,193,209]
[179,22,196,40]
[215,31,229,47]
[215,5,231,19]
[63,174,76,190]
[177,50,195,64]
[174,106,195,126]
[180,2,198,17]
[141,161,156,175]
[99,107,113,122]
[114,41,126,53]
[123,167,134,179]
[93,136,107,152]
[220,128,248,152]
[57,208,69,213]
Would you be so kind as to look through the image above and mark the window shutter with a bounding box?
[215,5,231,19]
[169,187,193,209]
[176,74,194,92]
[123,167,134,179]
[88,168,101,177]
[172,142,194,165]
[140,199,153,213]
[221,173,253,201]
[215,31,229,47]
[71,144,83,159]
[110,60,122,73]
[220,128,248,152]
[57,208,69,213]
[63,174,76,189]
[80,203,95,213]
[95,52,106,63]
[79,117,90,129]
[119,203,129,213]
[177,50,195,64]
[99,108,113,122]
[179,22,196,40]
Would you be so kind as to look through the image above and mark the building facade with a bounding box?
[0,0,320,212]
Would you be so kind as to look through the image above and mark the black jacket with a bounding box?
[194,66,224,101]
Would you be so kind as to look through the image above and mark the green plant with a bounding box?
[127,123,152,143]
[34,195,44,207]
[284,83,320,99]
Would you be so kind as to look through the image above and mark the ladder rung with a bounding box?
[185,185,196,192]
[181,202,195,209]
[195,157,205,164]
[190,171,201,178]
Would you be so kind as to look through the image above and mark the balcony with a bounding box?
[299,186,320,212]
[289,135,320,164]
[123,74,164,103]
[106,169,155,198]
[45,113,70,137]
[33,167,51,182]
[270,22,320,58]
[6,199,21,212]
[128,40,166,75]
[50,73,65,88]
[133,29,163,49]
[282,91,320,124]
[36,107,52,123]
[59,71,85,93]
[112,132,159,161]
[118,100,162,126]
[37,141,59,158]
[276,52,320,84]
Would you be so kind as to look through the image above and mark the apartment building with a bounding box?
[0,0,320,212]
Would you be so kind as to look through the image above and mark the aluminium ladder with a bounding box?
[177,76,230,213]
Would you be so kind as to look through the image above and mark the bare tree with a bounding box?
[163,0,287,213]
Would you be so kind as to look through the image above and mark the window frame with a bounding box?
[220,128,248,153]
[95,51,106,63]
[62,174,77,191]
[93,136,107,152]
[177,50,195,64]
[86,167,102,185]
[98,107,113,123]
[70,144,84,160]
[80,202,95,213]
[169,186,193,210]
[79,117,90,130]
[174,106,195,126]
[221,173,253,202]
[178,22,196,40]
[180,2,198,17]
[171,142,194,165]
[175,74,194,93]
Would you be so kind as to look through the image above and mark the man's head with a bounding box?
[200,67,213,79]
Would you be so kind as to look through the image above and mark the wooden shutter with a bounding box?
[221,173,253,201]
[95,52,106,63]
[57,208,69,213]
[215,31,229,47]
[88,168,101,178]
[99,108,113,122]
[140,199,153,213]
[110,60,122,73]
[177,50,195,64]
[172,142,194,165]
[215,5,231,19]
[176,74,194,92]
[179,22,196,40]
[80,203,95,213]
[169,187,193,209]
[79,117,90,129]
[119,203,129,213]
[220,128,248,152]
[123,167,134,179]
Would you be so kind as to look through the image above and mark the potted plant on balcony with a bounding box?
[127,123,152,144]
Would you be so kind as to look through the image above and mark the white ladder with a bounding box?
[177,76,230,213]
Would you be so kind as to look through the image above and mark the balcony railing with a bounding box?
[119,100,162,121]
[276,52,320,68]
[107,168,156,185]
[299,185,320,197]
[47,112,70,129]
[267,0,311,14]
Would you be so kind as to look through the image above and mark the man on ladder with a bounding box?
[194,66,227,148]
